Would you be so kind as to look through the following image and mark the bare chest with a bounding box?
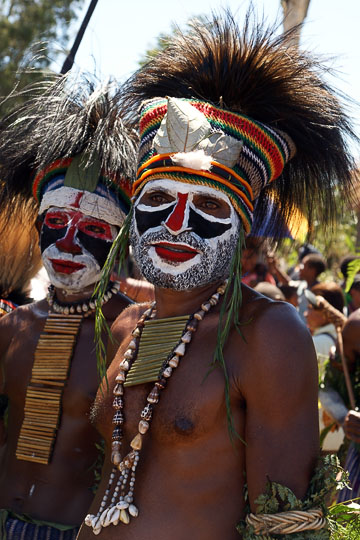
[95,320,243,448]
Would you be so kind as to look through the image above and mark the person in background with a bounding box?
[297,253,327,321]
[320,308,360,502]
[278,284,299,308]
[346,275,360,314]
[305,282,345,455]
[288,243,322,281]
[265,251,291,286]
[241,238,276,288]
[254,281,285,301]
[0,75,137,539]
[304,282,344,361]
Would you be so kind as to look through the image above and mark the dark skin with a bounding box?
[118,276,155,304]
[341,310,360,444]
[78,185,319,538]
[0,205,136,526]
[78,289,319,539]
[0,289,131,526]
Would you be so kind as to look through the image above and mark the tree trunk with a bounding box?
[281,0,311,45]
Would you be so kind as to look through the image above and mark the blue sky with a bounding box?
[60,0,360,155]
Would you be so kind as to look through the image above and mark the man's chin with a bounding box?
[45,267,99,293]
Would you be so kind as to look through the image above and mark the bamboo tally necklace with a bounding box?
[16,281,120,465]
[85,279,228,535]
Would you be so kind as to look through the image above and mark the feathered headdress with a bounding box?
[0,72,138,225]
[122,10,357,235]
[0,199,42,308]
[110,10,358,441]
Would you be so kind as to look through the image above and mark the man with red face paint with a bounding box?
[79,14,357,540]
[0,76,137,539]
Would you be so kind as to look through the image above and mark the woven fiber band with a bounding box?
[32,157,132,212]
[246,508,326,535]
[136,98,295,231]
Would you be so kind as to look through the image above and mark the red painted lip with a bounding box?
[49,259,85,274]
[152,242,200,263]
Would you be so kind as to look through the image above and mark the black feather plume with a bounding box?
[122,10,358,235]
[0,72,138,216]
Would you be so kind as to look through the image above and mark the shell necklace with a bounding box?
[47,280,120,316]
[85,279,228,535]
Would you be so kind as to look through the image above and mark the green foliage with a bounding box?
[345,257,360,292]
[0,0,84,103]
[94,209,133,386]
[138,15,208,67]
[212,228,246,445]
[327,502,360,539]
[237,455,357,539]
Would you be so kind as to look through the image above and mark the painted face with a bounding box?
[40,204,118,292]
[130,179,240,291]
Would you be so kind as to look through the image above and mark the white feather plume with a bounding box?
[171,149,212,171]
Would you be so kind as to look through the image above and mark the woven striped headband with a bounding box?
[135,98,296,233]
[32,156,132,214]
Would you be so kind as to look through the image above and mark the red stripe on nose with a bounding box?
[164,193,188,233]
[72,191,84,209]
[56,215,82,254]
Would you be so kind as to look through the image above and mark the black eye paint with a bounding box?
[41,223,114,270]
[77,230,114,269]
[135,206,174,235]
[40,224,67,253]
[135,206,231,239]
[188,208,231,239]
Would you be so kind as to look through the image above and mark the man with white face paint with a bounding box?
[131,180,240,290]
[0,75,137,539]
[80,13,357,540]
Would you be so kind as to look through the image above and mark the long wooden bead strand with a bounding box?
[85,282,227,534]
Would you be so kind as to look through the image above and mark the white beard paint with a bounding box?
[42,244,102,292]
[130,180,240,291]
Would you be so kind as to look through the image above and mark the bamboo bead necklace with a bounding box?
[85,279,228,535]
[16,281,120,465]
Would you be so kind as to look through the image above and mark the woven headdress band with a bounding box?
[32,155,132,226]
[134,97,296,232]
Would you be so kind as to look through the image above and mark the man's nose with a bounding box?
[163,193,192,235]
[56,223,82,254]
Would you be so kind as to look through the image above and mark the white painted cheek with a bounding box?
[41,245,102,292]
[206,206,240,251]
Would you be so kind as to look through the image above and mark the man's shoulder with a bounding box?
[232,286,315,382]
[239,284,303,333]
[111,302,150,338]
[0,299,48,357]
[0,299,47,329]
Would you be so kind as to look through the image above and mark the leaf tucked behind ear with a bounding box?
[64,152,101,192]
[154,97,211,154]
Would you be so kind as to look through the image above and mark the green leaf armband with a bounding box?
[237,455,360,539]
